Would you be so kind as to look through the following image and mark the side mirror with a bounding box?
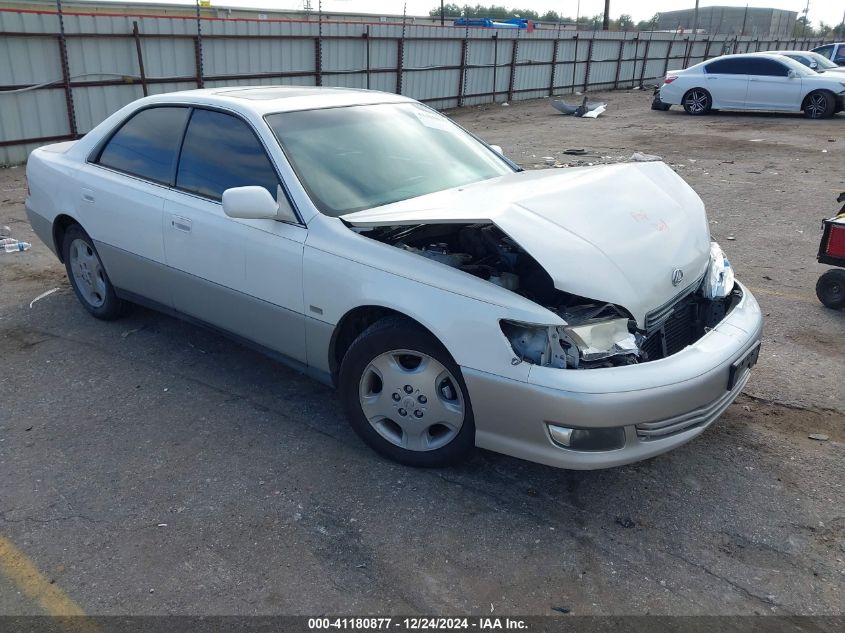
[490,144,504,155]
[787,69,798,78]
[222,185,297,223]
[809,61,818,69]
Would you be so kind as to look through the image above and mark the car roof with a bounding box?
[138,85,415,116]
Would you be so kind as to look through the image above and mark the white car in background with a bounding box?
[763,50,845,74]
[812,43,845,66]
[25,87,762,470]
[658,53,845,118]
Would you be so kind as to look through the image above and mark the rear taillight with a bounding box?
[664,75,678,84]
[826,224,845,258]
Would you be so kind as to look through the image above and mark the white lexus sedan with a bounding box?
[658,52,845,118]
[25,87,763,470]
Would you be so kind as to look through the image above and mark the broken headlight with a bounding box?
[703,241,735,299]
[501,317,640,369]
[562,318,639,365]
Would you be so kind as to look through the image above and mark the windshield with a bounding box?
[808,52,838,69]
[265,103,514,216]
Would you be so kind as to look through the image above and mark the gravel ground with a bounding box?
[0,89,843,617]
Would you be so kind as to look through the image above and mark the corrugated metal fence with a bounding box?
[0,8,831,165]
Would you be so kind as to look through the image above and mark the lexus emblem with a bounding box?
[671,268,684,286]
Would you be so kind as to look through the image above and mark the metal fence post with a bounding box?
[363,26,370,90]
[491,33,498,103]
[612,38,624,89]
[55,0,78,138]
[132,21,148,96]
[457,36,468,107]
[507,37,518,102]
[583,36,594,92]
[193,1,204,88]
[548,37,559,96]
[638,34,652,87]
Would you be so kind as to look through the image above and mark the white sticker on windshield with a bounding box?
[411,106,452,131]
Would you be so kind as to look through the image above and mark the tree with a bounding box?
[540,10,560,22]
[616,14,633,30]
[636,12,659,31]
[429,3,462,17]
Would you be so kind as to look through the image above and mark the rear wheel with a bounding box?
[62,224,126,320]
[803,90,836,119]
[816,269,845,309]
[682,88,711,115]
[339,317,475,467]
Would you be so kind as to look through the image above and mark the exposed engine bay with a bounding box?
[361,222,739,370]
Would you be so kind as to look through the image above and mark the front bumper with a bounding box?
[464,282,763,470]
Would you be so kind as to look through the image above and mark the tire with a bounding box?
[803,90,836,119]
[62,224,126,320]
[816,269,845,309]
[682,88,712,115]
[338,316,475,467]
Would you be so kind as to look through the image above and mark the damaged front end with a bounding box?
[357,219,739,370]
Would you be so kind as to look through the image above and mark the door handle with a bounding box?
[81,188,95,203]
[171,216,192,232]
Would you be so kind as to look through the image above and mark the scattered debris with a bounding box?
[157,523,167,527]
[29,287,59,309]
[121,326,144,339]
[726,236,736,241]
[628,152,662,162]
[551,96,607,118]
[808,434,829,442]
[551,606,571,614]
[501,102,509,107]
[763,275,772,281]
[563,148,587,155]
[543,156,556,165]
[581,104,606,118]
[355,563,367,568]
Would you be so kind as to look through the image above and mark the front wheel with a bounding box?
[338,317,475,467]
[816,269,845,309]
[682,88,712,115]
[803,90,836,119]
[62,224,126,320]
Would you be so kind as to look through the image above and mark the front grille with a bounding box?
[644,279,701,332]
[641,295,701,361]
[636,370,750,440]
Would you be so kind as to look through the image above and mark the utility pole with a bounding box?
[440,0,444,26]
[740,5,748,37]
[602,0,610,30]
[801,0,810,38]
[692,0,699,34]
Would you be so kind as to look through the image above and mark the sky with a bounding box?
[119,1,845,27]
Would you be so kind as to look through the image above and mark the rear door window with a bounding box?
[705,58,750,74]
[96,107,190,184]
[176,109,281,201]
[835,46,845,63]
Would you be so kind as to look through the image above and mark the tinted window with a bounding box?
[814,45,833,59]
[705,58,749,74]
[784,53,811,68]
[835,46,845,63]
[747,58,789,77]
[176,109,280,201]
[97,107,189,184]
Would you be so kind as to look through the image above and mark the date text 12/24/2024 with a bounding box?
[308,618,528,630]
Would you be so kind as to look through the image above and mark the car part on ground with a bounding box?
[551,96,607,117]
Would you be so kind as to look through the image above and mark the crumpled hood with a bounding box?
[342,162,711,327]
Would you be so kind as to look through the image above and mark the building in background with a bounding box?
[657,6,797,38]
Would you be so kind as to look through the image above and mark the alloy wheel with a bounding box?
[806,93,827,118]
[685,90,708,113]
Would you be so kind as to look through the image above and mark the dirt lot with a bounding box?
[0,90,843,617]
